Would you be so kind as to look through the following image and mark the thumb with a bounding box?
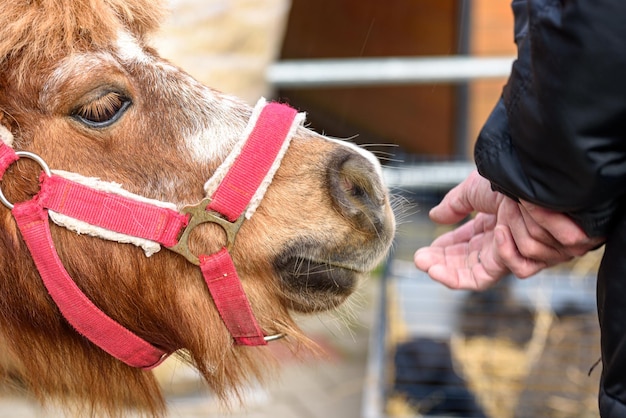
[430,170,497,224]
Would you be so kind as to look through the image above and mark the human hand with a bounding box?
[414,171,603,290]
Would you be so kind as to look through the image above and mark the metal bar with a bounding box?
[454,0,473,158]
[267,56,514,88]
[361,260,391,418]
[382,161,475,190]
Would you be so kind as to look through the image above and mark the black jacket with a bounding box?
[473,1,626,416]
[475,0,626,238]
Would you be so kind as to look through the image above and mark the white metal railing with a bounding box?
[382,160,475,190]
[267,56,514,88]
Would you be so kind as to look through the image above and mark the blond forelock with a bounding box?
[0,0,165,84]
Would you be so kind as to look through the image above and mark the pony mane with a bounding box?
[0,0,165,84]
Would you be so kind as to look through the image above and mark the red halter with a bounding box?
[0,100,300,369]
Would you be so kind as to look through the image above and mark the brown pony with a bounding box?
[0,0,395,416]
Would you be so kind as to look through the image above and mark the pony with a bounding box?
[0,0,395,416]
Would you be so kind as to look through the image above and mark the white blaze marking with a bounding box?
[115,30,246,165]
[116,31,152,64]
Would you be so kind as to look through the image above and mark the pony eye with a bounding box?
[73,92,131,128]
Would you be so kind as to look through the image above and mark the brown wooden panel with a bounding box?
[466,0,515,155]
[278,0,460,157]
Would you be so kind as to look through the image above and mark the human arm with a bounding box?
[416,1,624,288]
[476,0,626,238]
[414,171,603,290]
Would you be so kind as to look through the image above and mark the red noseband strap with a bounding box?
[208,102,298,221]
[0,100,301,368]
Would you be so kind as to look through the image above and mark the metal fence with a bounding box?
[269,56,602,418]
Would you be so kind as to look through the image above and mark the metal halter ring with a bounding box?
[0,151,52,210]
[166,197,246,266]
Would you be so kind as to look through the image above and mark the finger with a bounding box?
[414,241,471,273]
[519,200,601,251]
[416,234,507,290]
[415,240,477,289]
[515,201,562,247]
[427,264,468,289]
[424,248,481,290]
[429,171,499,224]
[428,186,474,225]
[427,248,503,291]
[466,232,513,290]
[414,246,445,272]
[494,224,548,278]
[429,213,496,248]
[499,199,569,264]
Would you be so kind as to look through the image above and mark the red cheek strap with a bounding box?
[12,198,169,369]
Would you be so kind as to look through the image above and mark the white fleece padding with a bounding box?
[244,112,305,219]
[53,170,179,210]
[48,170,180,257]
[48,211,162,256]
[203,97,268,197]
[203,97,306,220]
[0,125,14,147]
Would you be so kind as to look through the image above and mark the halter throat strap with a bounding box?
[0,99,302,368]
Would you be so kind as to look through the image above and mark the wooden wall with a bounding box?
[277,0,516,158]
[466,0,515,156]
[278,0,461,157]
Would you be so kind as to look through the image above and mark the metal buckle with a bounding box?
[0,151,52,209]
[166,197,245,266]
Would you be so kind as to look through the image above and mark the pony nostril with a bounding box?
[329,150,386,224]
[339,175,365,199]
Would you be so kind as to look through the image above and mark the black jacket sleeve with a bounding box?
[474,0,626,237]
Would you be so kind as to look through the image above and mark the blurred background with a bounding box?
[152,2,603,418]
[0,1,603,417]
[155,0,514,159]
